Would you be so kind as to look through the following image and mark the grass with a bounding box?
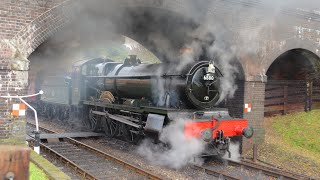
[272,109,320,154]
[30,162,48,180]
[244,110,320,178]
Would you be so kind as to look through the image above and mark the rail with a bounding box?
[192,165,240,180]
[41,144,97,179]
[194,159,316,180]
[27,122,164,180]
[227,159,316,180]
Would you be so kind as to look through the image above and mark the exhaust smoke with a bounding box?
[223,142,241,162]
[136,119,206,169]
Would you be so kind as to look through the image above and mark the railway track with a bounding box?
[27,122,316,180]
[193,158,317,180]
[98,137,240,180]
[27,122,164,180]
[230,159,317,180]
[192,165,240,180]
[97,136,316,180]
[83,135,318,180]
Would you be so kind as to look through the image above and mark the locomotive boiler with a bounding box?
[87,55,222,109]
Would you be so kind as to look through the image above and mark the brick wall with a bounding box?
[242,80,266,151]
[0,69,28,144]
[0,0,65,40]
[227,81,245,118]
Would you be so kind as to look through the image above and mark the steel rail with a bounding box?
[27,122,164,180]
[64,137,163,180]
[40,143,98,180]
[27,123,98,179]
[240,159,317,180]
[192,165,240,180]
[227,159,316,180]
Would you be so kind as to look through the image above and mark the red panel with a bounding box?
[184,118,248,139]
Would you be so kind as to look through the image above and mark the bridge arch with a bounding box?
[264,38,320,77]
[14,0,212,61]
[264,44,320,115]
[267,48,320,80]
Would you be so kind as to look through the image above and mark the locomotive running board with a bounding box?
[108,113,141,129]
[92,110,141,129]
[92,110,107,116]
[144,114,165,134]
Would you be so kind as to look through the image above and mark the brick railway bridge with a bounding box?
[0,0,320,150]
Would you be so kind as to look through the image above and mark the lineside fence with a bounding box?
[265,79,320,116]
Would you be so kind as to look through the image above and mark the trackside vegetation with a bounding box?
[272,109,320,154]
[30,162,48,180]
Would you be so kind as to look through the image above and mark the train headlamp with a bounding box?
[207,60,215,74]
[203,61,216,81]
[201,128,213,142]
[243,126,254,138]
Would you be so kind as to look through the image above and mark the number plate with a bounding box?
[203,74,215,81]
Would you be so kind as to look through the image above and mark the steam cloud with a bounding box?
[136,119,205,169]
[223,142,241,162]
[29,0,320,104]
[180,23,240,103]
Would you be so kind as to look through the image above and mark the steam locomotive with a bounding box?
[30,55,253,157]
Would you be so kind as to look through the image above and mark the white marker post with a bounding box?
[0,90,44,154]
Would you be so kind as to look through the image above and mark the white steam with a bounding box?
[207,44,239,103]
[179,23,240,104]
[136,119,205,169]
[223,142,241,162]
[29,0,320,105]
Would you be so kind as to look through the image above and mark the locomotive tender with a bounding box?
[34,55,253,157]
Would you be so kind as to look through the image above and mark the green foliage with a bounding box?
[29,162,48,180]
[272,110,320,154]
